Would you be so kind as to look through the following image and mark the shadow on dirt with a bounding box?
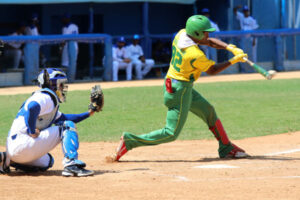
[6,169,123,177]
[120,155,300,163]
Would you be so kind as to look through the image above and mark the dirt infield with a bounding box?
[1,72,300,200]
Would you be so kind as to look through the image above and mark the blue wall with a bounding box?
[0,0,299,65]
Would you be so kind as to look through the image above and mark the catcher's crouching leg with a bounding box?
[209,119,250,158]
[10,153,54,173]
[61,121,94,177]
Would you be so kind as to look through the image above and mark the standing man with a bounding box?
[0,68,103,176]
[112,37,132,82]
[200,8,220,61]
[107,15,250,162]
[126,34,155,80]
[234,5,259,72]
[25,13,40,73]
[61,13,79,82]
[4,22,26,69]
[25,13,40,36]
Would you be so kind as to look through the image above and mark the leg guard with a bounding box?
[10,153,54,172]
[61,121,87,168]
[61,120,79,160]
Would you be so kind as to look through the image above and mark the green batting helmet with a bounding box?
[186,15,216,40]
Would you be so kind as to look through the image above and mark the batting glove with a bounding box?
[226,44,245,56]
[229,53,248,65]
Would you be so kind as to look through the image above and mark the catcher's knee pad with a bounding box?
[61,121,79,160]
[10,153,54,172]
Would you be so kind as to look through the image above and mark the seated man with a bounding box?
[127,34,155,80]
[112,37,132,81]
[0,68,102,176]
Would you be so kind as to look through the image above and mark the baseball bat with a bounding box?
[243,58,276,80]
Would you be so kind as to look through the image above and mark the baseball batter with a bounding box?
[109,15,250,161]
[0,68,103,176]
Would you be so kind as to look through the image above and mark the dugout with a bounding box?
[0,0,300,85]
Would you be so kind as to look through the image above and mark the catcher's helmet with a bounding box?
[37,68,68,102]
[185,15,215,40]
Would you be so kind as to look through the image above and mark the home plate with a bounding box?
[194,164,239,169]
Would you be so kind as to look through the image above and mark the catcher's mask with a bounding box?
[37,68,68,102]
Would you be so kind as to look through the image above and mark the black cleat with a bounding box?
[0,152,10,174]
[62,165,94,177]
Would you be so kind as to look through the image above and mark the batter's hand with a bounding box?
[226,44,245,56]
[30,129,40,138]
[229,53,248,65]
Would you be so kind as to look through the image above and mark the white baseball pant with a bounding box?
[112,61,133,81]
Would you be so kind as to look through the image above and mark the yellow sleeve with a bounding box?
[193,54,215,72]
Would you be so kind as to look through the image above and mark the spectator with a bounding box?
[25,13,39,36]
[61,13,79,68]
[24,13,40,73]
[126,34,155,80]
[234,5,259,72]
[61,13,79,82]
[112,37,132,81]
[199,8,220,61]
[4,22,26,69]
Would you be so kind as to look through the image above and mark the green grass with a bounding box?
[1,78,300,145]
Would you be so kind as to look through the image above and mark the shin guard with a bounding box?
[61,121,79,160]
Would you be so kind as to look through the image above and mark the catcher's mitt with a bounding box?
[88,85,104,112]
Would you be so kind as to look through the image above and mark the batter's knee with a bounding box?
[206,104,218,126]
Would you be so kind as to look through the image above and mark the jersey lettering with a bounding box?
[171,45,183,72]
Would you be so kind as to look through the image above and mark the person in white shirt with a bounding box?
[200,8,220,61]
[126,34,155,80]
[25,13,39,36]
[234,5,259,72]
[112,37,132,81]
[5,23,26,69]
[61,13,79,68]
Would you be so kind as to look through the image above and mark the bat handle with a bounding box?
[243,57,254,66]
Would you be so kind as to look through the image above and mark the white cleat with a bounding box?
[234,151,250,158]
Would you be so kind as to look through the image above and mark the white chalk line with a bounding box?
[147,170,300,182]
[144,148,300,182]
[190,175,300,182]
[147,171,190,182]
[194,164,239,169]
[264,148,300,156]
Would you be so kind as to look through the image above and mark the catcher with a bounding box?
[108,15,250,162]
[0,68,104,176]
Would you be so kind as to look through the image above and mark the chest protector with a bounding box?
[35,88,59,130]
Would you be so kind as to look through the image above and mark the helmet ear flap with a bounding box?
[42,69,51,88]
[194,31,204,40]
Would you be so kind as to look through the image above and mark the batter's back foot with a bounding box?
[225,143,250,158]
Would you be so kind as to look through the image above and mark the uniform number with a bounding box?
[171,46,182,72]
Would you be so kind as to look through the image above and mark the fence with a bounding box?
[0,34,112,85]
[1,29,300,86]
